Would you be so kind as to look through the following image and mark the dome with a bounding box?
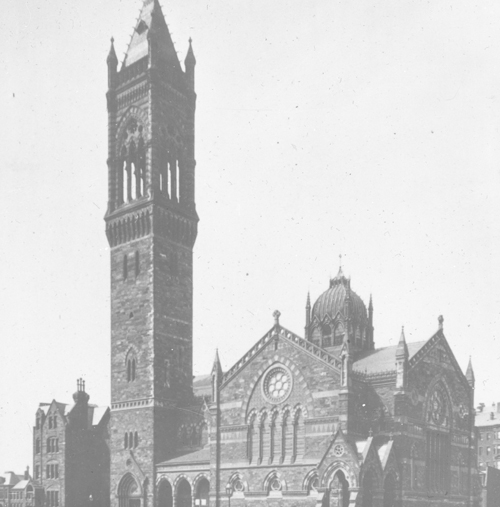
[311,267,368,326]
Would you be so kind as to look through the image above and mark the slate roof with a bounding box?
[122,0,181,71]
[312,268,368,325]
[353,340,426,374]
[12,480,30,491]
[157,447,210,467]
[476,407,500,428]
[193,374,211,398]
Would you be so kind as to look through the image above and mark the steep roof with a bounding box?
[353,341,426,374]
[476,407,500,428]
[123,0,181,71]
[193,374,211,398]
[157,446,210,466]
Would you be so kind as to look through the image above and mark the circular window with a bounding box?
[333,444,344,457]
[262,366,292,404]
[270,478,282,491]
[233,479,244,492]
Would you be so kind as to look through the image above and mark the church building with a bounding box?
[102,1,480,506]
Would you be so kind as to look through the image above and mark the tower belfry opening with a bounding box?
[104,1,198,505]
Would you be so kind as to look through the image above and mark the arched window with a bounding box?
[176,480,192,507]
[48,416,53,429]
[322,324,332,347]
[269,412,278,464]
[194,478,210,507]
[410,445,417,490]
[134,432,139,448]
[331,470,350,507]
[292,409,303,463]
[134,251,140,277]
[334,322,345,345]
[36,438,40,454]
[258,412,268,464]
[36,415,41,430]
[124,433,128,449]
[157,480,173,507]
[126,350,137,382]
[247,414,255,463]
[281,410,290,463]
[265,473,283,494]
[425,382,451,494]
[383,473,396,507]
[118,473,141,507]
[361,470,374,507]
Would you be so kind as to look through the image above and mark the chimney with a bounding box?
[490,412,495,420]
[478,403,485,412]
[24,466,29,480]
[497,402,500,413]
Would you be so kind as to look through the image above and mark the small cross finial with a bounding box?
[273,310,281,326]
[438,315,444,330]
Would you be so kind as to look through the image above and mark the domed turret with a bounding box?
[306,267,374,353]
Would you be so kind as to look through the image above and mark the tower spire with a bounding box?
[466,356,475,389]
[395,326,409,389]
[305,292,311,340]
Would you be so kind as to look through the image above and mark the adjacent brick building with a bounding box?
[476,403,500,472]
[102,2,482,507]
[32,380,110,507]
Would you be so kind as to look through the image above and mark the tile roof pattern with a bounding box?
[193,374,211,398]
[353,341,427,374]
[476,407,500,428]
[157,446,210,466]
[122,0,181,71]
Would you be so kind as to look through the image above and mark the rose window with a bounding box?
[263,366,292,404]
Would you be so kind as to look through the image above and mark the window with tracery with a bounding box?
[126,350,137,382]
[334,322,345,345]
[425,383,451,494]
[118,119,146,205]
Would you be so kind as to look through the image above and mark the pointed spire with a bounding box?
[305,293,311,340]
[107,37,118,66]
[368,294,373,312]
[184,37,196,89]
[122,0,181,72]
[211,349,223,404]
[466,356,475,388]
[212,349,222,377]
[107,37,118,90]
[396,326,409,359]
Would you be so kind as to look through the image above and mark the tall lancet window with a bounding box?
[118,119,146,205]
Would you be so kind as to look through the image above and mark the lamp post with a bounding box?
[225,484,232,507]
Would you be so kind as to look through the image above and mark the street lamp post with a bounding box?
[225,484,232,507]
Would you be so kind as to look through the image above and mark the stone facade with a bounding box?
[104,2,481,507]
[32,380,110,507]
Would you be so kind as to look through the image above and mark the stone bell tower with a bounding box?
[104,0,197,505]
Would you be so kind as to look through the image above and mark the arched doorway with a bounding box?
[194,478,210,507]
[362,470,374,507]
[118,473,141,507]
[176,480,192,507]
[330,470,350,507]
[383,474,396,507]
[157,480,173,507]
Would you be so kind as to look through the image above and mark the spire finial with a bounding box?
[438,315,444,330]
[273,310,281,326]
[339,253,342,268]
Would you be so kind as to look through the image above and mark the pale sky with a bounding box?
[1,0,499,474]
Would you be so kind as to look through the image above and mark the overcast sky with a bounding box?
[1,0,499,474]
